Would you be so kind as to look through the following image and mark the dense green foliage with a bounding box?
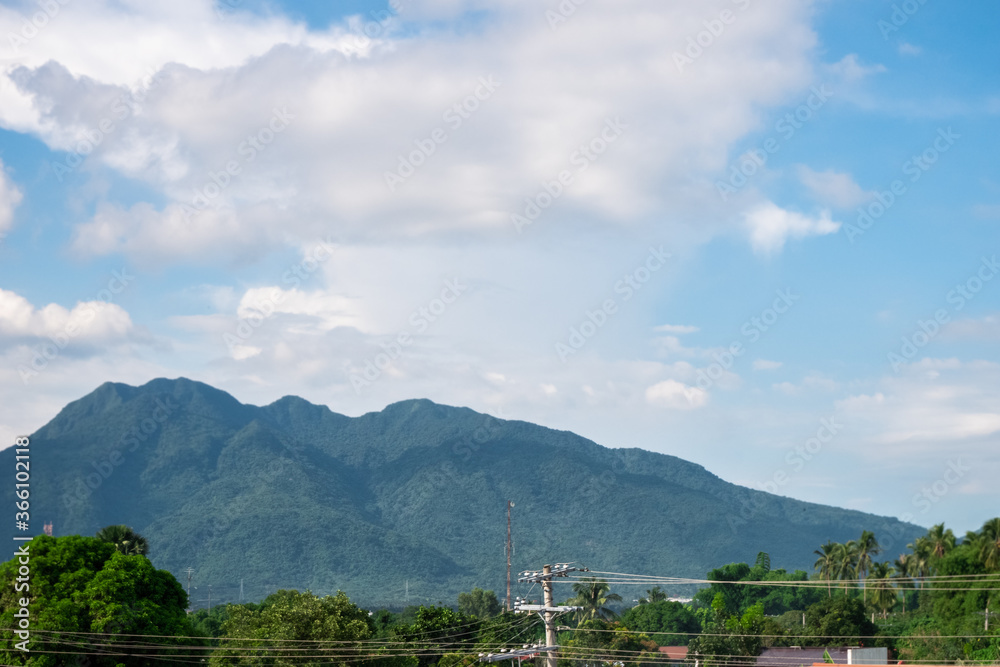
[457,588,501,618]
[211,589,398,666]
[0,535,198,665]
[619,600,700,644]
[6,377,925,607]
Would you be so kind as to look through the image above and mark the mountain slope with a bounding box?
[8,378,923,608]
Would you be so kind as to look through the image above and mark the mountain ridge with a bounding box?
[8,377,923,608]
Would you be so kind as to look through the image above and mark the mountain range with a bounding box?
[6,377,923,608]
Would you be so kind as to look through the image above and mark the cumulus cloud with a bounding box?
[745,201,840,255]
[1,0,821,262]
[0,289,133,342]
[753,359,783,371]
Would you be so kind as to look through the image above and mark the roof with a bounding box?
[658,647,689,660]
[757,647,850,667]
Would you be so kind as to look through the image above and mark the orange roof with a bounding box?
[659,647,689,660]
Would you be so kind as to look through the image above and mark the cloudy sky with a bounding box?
[0,0,997,537]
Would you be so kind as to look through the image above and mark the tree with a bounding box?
[620,599,700,645]
[569,578,623,623]
[213,589,390,666]
[855,531,882,603]
[0,535,197,666]
[457,587,501,619]
[925,523,956,561]
[892,555,914,613]
[96,524,150,556]
[977,518,1000,571]
[866,561,896,619]
[803,596,877,646]
[638,586,668,604]
[814,542,838,597]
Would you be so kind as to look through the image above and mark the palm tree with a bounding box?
[925,523,956,561]
[892,555,914,613]
[855,531,882,604]
[568,578,623,623]
[827,541,858,595]
[639,586,667,604]
[867,562,896,619]
[96,524,149,556]
[979,518,1000,572]
[814,542,838,597]
[907,537,932,586]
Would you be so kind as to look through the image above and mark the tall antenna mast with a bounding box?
[506,500,515,611]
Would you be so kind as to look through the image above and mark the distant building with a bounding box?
[757,647,888,667]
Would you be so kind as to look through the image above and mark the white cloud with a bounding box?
[654,324,699,334]
[0,159,22,237]
[836,359,1000,451]
[824,53,887,82]
[753,359,783,371]
[645,379,707,410]
[0,289,133,342]
[797,165,873,209]
[898,43,922,57]
[745,201,840,255]
[1,0,820,261]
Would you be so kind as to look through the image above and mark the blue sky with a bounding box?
[0,0,997,540]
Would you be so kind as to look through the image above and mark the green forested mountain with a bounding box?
[7,378,923,608]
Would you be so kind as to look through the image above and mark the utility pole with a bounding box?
[516,563,586,667]
[185,568,194,611]
[505,501,515,611]
[240,578,244,603]
[208,584,212,613]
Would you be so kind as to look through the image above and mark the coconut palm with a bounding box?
[96,524,149,556]
[978,518,1000,572]
[855,531,882,603]
[892,555,914,613]
[833,541,859,587]
[568,578,623,623]
[814,541,839,597]
[925,523,956,561]
[907,537,932,586]
[867,562,896,619]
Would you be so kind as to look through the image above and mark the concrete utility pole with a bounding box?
[516,563,586,667]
